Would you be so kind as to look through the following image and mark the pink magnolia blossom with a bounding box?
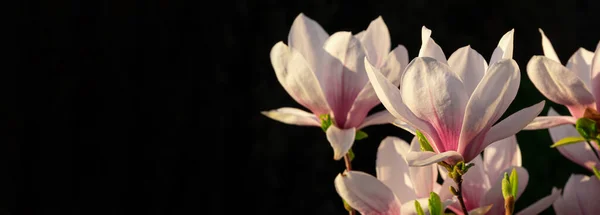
[365,26,545,166]
[435,135,560,215]
[553,174,600,215]
[544,107,600,171]
[524,29,600,130]
[262,14,408,160]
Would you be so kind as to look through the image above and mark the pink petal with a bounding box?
[418,26,447,64]
[326,125,356,160]
[489,29,515,66]
[527,55,595,117]
[547,108,600,171]
[323,32,368,127]
[261,107,321,126]
[566,48,594,89]
[409,162,438,199]
[346,46,408,128]
[376,136,418,204]
[359,16,391,68]
[483,135,522,186]
[402,57,469,153]
[554,174,600,215]
[458,59,521,161]
[392,119,416,135]
[538,29,561,63]
[515,188,561,215]
[480,101,545,152]
[364,58,440,144]
[482,167,529,215]
[357,110,396,129]
[334,171,402,215]
[448,46,488,96]
[405,136,463,167]
[270,42,331,115]
[287,13,329,74]
[461,156,491,211]
[592,42,600,110]
[523,116,577,130]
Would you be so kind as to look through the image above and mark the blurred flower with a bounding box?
[525,29,600,130]
[262,13,409,160]
[365,26,544,166]
[553,174,600,215]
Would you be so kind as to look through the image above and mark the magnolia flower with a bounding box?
[436,135,560,215]
[262,13,408,160]
[553,174,600,215]
[334,137,451,215]
[524,29,600,130]
[365,26,545,166]
[544,107,600,171]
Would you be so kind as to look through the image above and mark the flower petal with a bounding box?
[482,167,529,215]
[489,29,515,66]
[462,156,491,211]
[515,188,561,215]
[376,136,418,204]
[358,110,396,129]
[261,107,320,126]
[364,57,439,143]
[468,205,494,215]
[527,55,595,117]
[547,108,600,171]
[402,57,469,153]
[592,42,600,110]
[478,101,545,157]
[360,16,391,68]
[523,116,577,130]
[326,125,356,160]
[392,119,416,134]
[418,26,447,64]
[566,48,594,89]
[459,59,521,161]
[538,29,561,63]
[409,162,438,199]
[346,46,408,128]
[270,42,330,115]
[288,13,329,72]
[335,171,401,215]
[483,135,521,186]
[448,46,488,96]
[323,32,368,127]
[406,136,464,167]
[554,174,600,215]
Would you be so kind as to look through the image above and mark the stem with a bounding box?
[343,153,355,215]
[586,140,600,163]
[454,174,469,215]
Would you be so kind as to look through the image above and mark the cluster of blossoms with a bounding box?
[262,13,600,215]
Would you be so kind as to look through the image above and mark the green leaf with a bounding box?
[509,168,518,198]
[550,136,587,148]
[342,199,353,212]
[502,172,512,199]
[416,130,434,152]
[576,118,597,139]
[320,114,333,132]
[428,192,442,215]
[347,148,355,162]
[414,200,425,215]
[355,130,368,140]
[593,166,600,180]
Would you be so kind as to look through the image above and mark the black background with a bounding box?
[14,0,600,214]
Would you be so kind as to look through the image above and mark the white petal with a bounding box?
[406,137,464,167]
[481,101,545,151]
[402,57,468,153]
[483,135,521,186]
[376,136,418,204]
[555,174,600,215]
[261,107,320,126]
[287,14,330,83]
[592,42,600,110]
[270,42,331,115]
[360,16,391,68]
[335,171,402,215]
[523,116,577,130]
[358,110,396,129]
[409,162,438,198]
[459,59,521,161]
[527,55,595,114]
[326,125,356,160]
[418,26,447,64]
[547,108,600,171]
[489,29,515,66]
[448,46,489,96]
[515,188,561,215]
[462,156,491,209]
[566,48,594,89]
[538,29,561,63]
[392,119,416,135]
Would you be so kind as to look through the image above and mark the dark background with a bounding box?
[13,0,599,214]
